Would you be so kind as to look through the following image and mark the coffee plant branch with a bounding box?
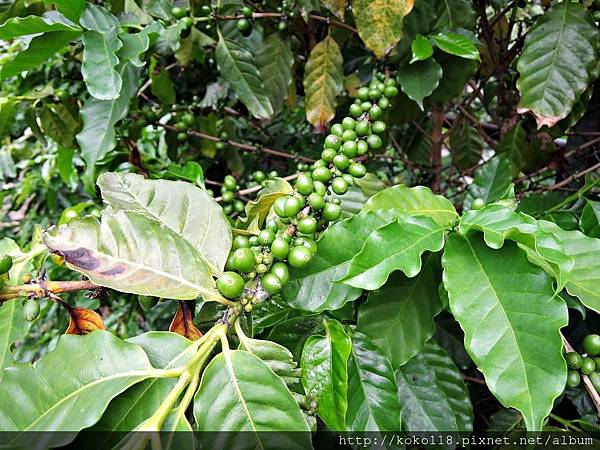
[563,335,600,419]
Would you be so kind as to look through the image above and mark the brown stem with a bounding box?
[160,123,315,163]
[431,105,445,193]
[0,280,98,302]
[562,334,600,421]
[215,12,357,34]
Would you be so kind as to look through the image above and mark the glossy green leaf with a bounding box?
[301,318,351,431]
[98,173,232,275]
[0,331,166,447]
[363,184,458,228]
[449,116,483,170]
[464,155,513,211]
[283,210,395,312]
[535,220,600,315]
[346,330,401,432]
[357,254,443,368]
[353,0,415,59]
[44,0,85,22]
[458,205,574,291]
[194,350,311,449]
[215,34,273,119]
[0,30,81,81]
[80,5,122,100]
[516,2,599,128]
[303,35,344,131]
[397,58,443,110]
[497,123,530,176]
[432,32,480,60]
[118,30,151,67]
[580,199,600,238]
[411,34,433,63]
[268,316,323,361]
[238,332,301,387]
[442,233,568,431]
[90,332,194,447]
[76,62,139,179]
[256,34,294,115]
[42,210,217,300]
[341,215,446,290]
[432,0,477,31]
[0,14,80,39]
[396,341,473,432]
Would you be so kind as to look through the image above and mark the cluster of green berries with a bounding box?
[220,175,245,216]
[171,6,193,29]
[214,71,394,307]
[565,334,600,391]
[236,6,255,37]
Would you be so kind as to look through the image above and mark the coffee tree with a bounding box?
[1,0,600,447]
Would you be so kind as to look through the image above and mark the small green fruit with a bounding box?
[22,299,40,322]
[583,334,600,356]
[217,272,245,298]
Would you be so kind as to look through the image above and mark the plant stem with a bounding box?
[0,280,98,302]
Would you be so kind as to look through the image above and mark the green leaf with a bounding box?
[256,34,294,115]
[357,254,443,368]
[432,0,476,31]
[90,332,194,446]
[497,123,530,176]
[396,341,473,432]
[76,62,139,179]
[238,333,301,387]
[39,102,81,148]
[146,0,172,20]
[442,233,568,431]
[411,34,433,63]
[346,330,401,432]
[464,155,513,211]
[535,220,600,315]
[0,14,80,39]
[43,0,85,22]
[42,210,217,300]
[194,350,311,448]
[0,331,166,445]
[0,99,17,138]
[98,173,232,275]
[353,0,415,59]
[516,2,600,128]
[397,58,443,110]
[215,34,273,119]
[241,177,294,234]
[432,32,480,60]
[283,210,395,312]
[301,318,351,431]
[321,0,345,20]
[449,116,483,171]
[303,35,344,131]
[580,199,600,238]
[149,57,176,105]
[362,184,458,228]
[79,5,123,100]
[341,215,446,290]
[0,30,81,81]
[118,29,151,67]
[268,316,323,361]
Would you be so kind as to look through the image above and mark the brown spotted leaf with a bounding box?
[97,173,232,276]
[66,307,106,335]
[169,301,202,341]
[42,210,219,301]
[353,0,415,59]
[303,35,344,131]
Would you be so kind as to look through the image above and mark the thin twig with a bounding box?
[0,280,98,302]
[160,123,315,162]
[215,12,357,34]
[215,173,301,202]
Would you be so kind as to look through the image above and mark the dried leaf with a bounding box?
[66,307,106,335]
[169,301,202,341]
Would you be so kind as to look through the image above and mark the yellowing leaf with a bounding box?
[66,307,106,335]
[303,35,343,131]
[169,302,203,341]
[353,0,415,59]
[321,0,346,20]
